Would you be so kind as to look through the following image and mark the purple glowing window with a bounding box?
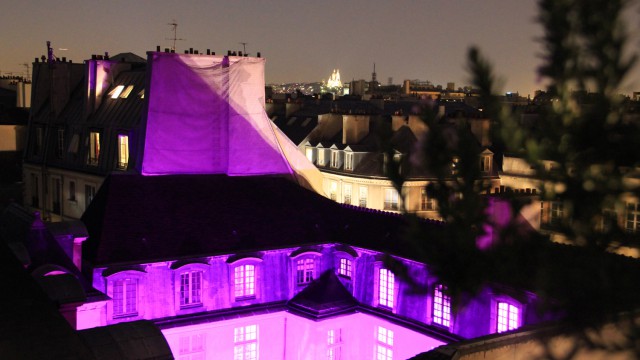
[296,258,315,285]
[379,269,394,309]
[180,271,202,307]
[433,285,451,328]
[338,258,352,278]
[376,326,394,360]
[179,333,205,358]
[113,278,137,317]
[497,301,519,332]
[327,329,342,360]
[234,265,256,299]
[234,324,258,360]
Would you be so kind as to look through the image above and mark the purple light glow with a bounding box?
[161,311,445,359]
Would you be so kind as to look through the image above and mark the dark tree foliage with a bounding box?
[394,0,640,358]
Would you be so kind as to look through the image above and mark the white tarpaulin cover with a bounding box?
[141,52,324,194]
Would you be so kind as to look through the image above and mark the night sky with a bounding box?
[1,0,638,97]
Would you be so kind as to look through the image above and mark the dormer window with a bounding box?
[497,301,520,332]
[117,134,129,170]
[345,153,354,171]
[87,131,101,166]
[330,150,340,168]
[479,154,492,173]
[305,147,315,163]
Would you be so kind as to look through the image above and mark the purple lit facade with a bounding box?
[18,50,557,358]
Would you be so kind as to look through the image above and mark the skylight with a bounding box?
[119,85,134,98]
[109,85,124,99]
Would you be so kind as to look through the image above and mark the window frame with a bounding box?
[173,263,209,312]
[359,186,368,207]
[421,188,436,211]
[179,270,203,308]
[375,326,394,360]
[234,324,258,360]
[345,152,354,171]
[378,268,395,310]
[117,133,129,170]
[432,284,452,329]
[490,296,523,334]
[343,183,352,205]
[107,270,145,320]
[383,188,399,211]
[87,130,101,166]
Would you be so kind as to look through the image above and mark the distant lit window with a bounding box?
[88,131,100,166]
[550,201,563,226]
[109,85,125,99]
[338,258,352,278]
[179,333,205,360]
[421,189,436,211]
[433,285,451,328]
[234,264,255,300]
[345,153,354,171]
[343,184,352,205]
[296,258,315,285]
[384,188,399,211]
[180,271,202,307]
[376,326,393,360]
[329,181,337,201]
[625,202,640,233]
[113,278,137,317]
[138,90,145,99]
[327,329,342,360]
[117,134,129,170]
[56,128,65,158]
[234,325,258,360]
[379,268,394,309]
[359,186,368,207]
[330,150,340,168]
[497,301,520,333]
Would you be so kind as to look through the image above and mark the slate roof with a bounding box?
[81,173,445,266]
[287,270,358,319]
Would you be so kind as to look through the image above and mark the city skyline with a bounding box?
[1,0,639,98]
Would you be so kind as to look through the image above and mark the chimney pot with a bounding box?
[156,45,161,52]
[257,52,261,58]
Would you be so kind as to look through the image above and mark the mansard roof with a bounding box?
[82,173,445,266]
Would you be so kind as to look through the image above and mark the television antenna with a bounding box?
[166,21,185,52]
[20,63,30,79]
[239,42,248,55]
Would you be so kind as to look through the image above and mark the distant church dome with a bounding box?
[325,69,342,88]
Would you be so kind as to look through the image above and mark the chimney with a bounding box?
[342,115,371,144]
[156,45,161,52]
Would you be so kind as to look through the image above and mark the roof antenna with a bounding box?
[20,63,30,79]
[239,42,248,56]
[166,20,185,52]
